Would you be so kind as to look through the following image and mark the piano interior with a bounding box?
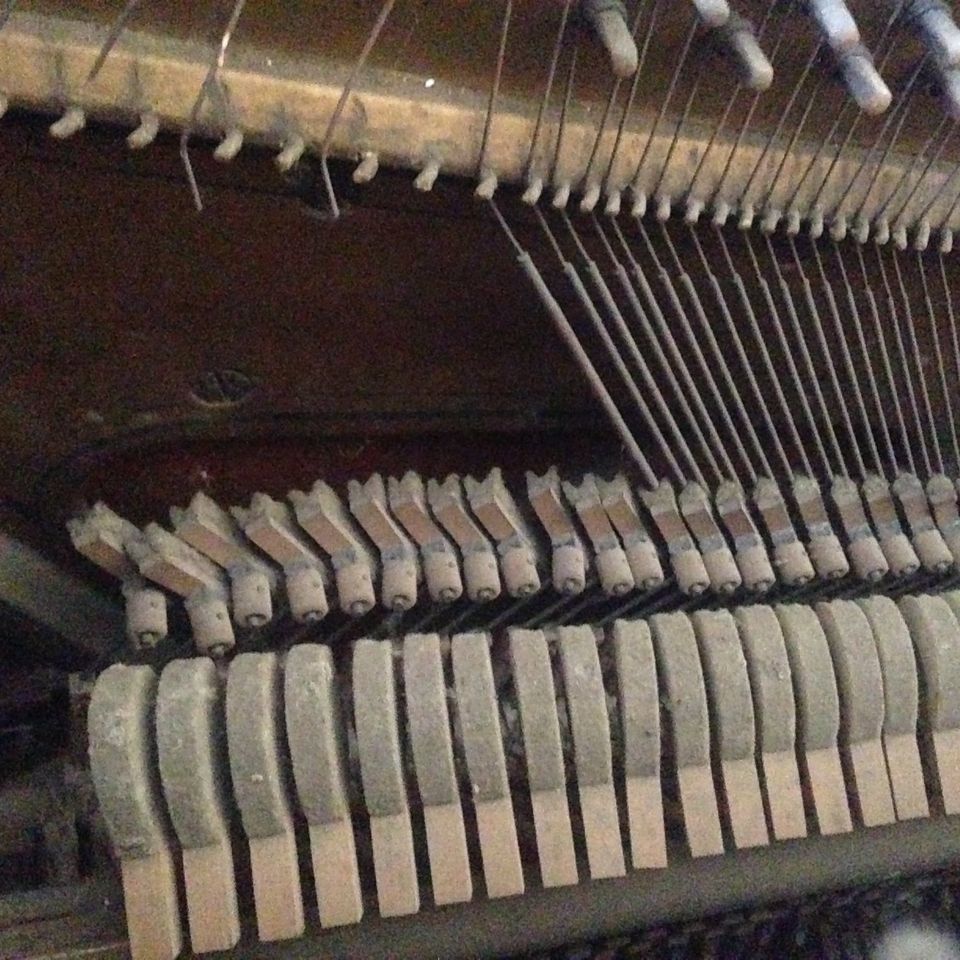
[6,1,960,957]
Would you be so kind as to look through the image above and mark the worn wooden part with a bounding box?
[177,844,239,954]
[289,481,377,617]
[830,477,888,583]
[246,833,304,942]
[562,476,634,598]
[526,468,587,596]
[734,606,806,840]
[467,470,541,599]
[88,664,182,960]
[353,639,420,917]
[595,475,664,591]
[348,476,420,612]
[389,473,462,603]
[752,478,814,587]
[284,644,362,928]
[68,502,140,580]
[428,477,502,603]
[893,473,954,574]
[119,850,183,960]
[792,476,849,581]
[509,629,578,887]
[156,659,239,954]
[775,604,852,837]
[817,600,896,828]
[692,610,768,850]
[451,632,524,899]
[714,481,775,593]
[558,626,625,879]
[403,633,472,906]
[678,483,741,595]
[857,596,929,822]
[901,593,960,815]
[640,481,709,596]
[859,476,919,579]
[225,653,304,942]
[612,618,666,869]
[649,613,724,858]
[307,821,363,928]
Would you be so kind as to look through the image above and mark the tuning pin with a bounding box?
[580,182,602,213]
[852,214,870,244]
[829,212,849,242]
[837,46,892,115]
[414,158,440,192]
[582,0,639,78]
[631,187,648,219]
[522,177,544,205]
[760,207,782,234]
[712,198,731,227]
[476,169,498,200]
[49,106,86,140]
[715,14,774,91]
[213,128,243,162]
[353,151,379,184]
[275,134,305,172]
[690,0,730,28]
[604,188,622,217]
[904,0,960,69]
[808,205,825,238]
[126,112,159,150]
[552,182,571,210]
[805,0,860,52]
[685,196,705,225]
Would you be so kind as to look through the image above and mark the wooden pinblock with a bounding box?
[403,633,472,905]
[612,619,666,869]
[508,628,578,887]
[226,653,304,942]
[692,610,769,849]
[900,593,960,815]
[284,644,363,928]
[649,612,724,857]
[451,632,524,899]
[88,664,182,960]
[816,600,896,827]
[557,626,626,878]
[734,606,806,840]
[156,659,240,953]
[858,596,928,821]
[352,639,420,917]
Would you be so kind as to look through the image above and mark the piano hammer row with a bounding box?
[89,588,960,960]
[70,467,960,655]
